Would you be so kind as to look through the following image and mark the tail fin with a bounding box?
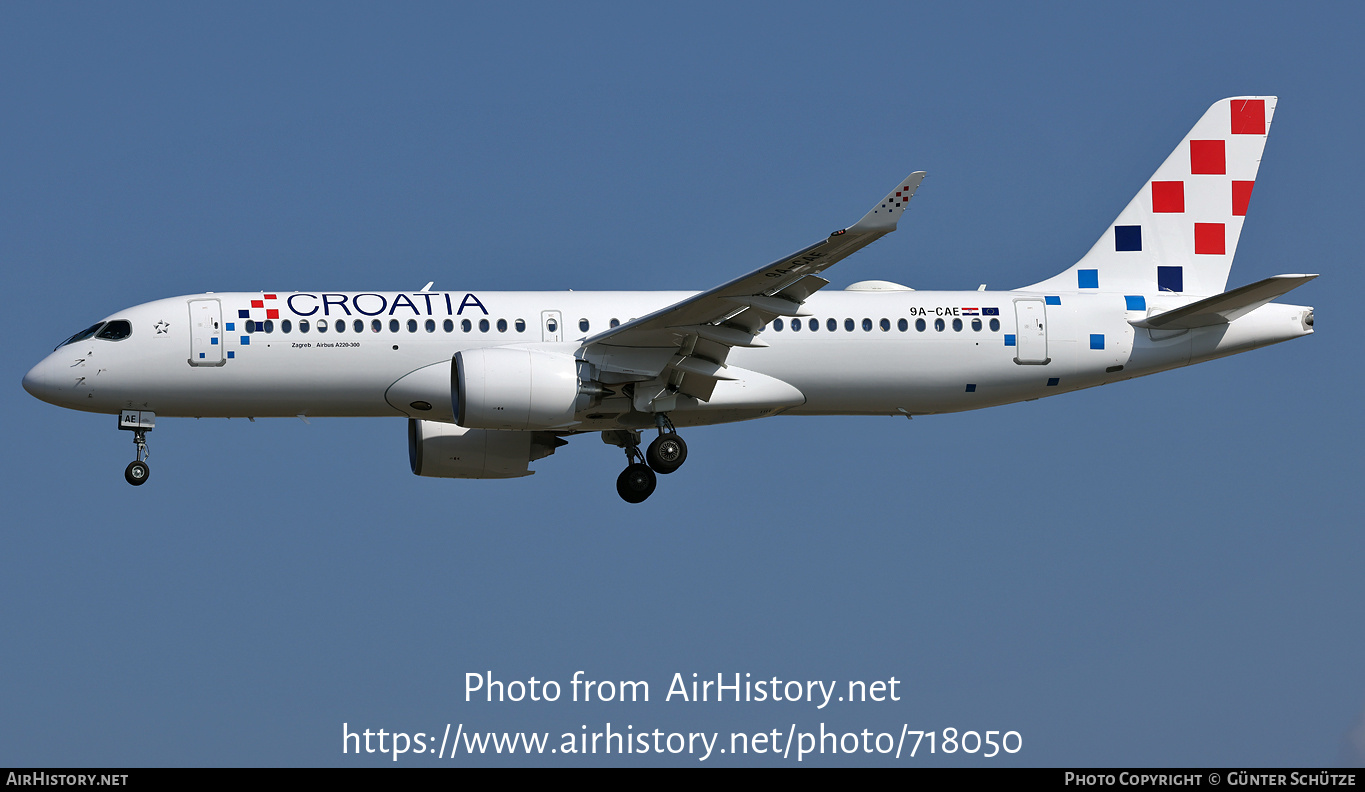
[1025,96,1276,297]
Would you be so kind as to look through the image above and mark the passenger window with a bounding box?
[337,319,346,332]
[281,319,291,333]
[972,318,982,331]
[443,319,454,332]
[808,319,818,331]
[408,319,418,333]
[516,319,526,332]
[462,319,472,332]
[425,319,435,333]
[773,319,784,331]
[371,319,381,333]
[479,319,489,332]
[898,318,908,331]
[579,318,589,332]
[826,318,836,331]
[916,318,926,332]
[935,318,945,332]
[952,318,963,332]
[351,319,361,332]
[609,318,619,328]
[389,319,400,332]
[96,320,132,341]
[497,319,507,332]
[300,320,310,334]
[990,318,1000,332]
[880,318,890,331]
[317,320,327,334]
[862,318,872,332]
[266,320,276,333]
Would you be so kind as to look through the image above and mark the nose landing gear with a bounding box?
[118,410,154,487]
[125,456,149,486]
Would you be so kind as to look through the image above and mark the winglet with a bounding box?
[846,172,926,233]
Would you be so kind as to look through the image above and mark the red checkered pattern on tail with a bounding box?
[1021,97,1275,297]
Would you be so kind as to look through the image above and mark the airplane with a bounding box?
[23,96,1315,503]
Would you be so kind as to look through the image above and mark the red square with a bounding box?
[266,309,279,319]
[250,300,264,308]
[1231,99,1265,135]
[1232,181,1254,216]
[263,293,277,300]
[1152,181,1185,213]
[1190,140,1226,174]
[1194,223,1225,254]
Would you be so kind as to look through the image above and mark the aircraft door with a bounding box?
[541,310,562,342]
[188,299,225,367]
[1013,298,1050,365]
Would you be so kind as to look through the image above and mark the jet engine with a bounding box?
[453,347,603,431]
[408,419,565,479]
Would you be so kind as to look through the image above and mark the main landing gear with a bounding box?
[118,410,154,486]
[607,416,690,503]
[616,450,656,504]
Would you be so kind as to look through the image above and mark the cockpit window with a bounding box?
[96,320,132,341]
[57,323,105,349]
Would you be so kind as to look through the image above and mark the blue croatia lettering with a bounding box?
[458,293,488,315]
[352,294,387,316]
[389,294,419,316]
[287,294,319,316]
[287,293,488,317]
[322,294,352,316]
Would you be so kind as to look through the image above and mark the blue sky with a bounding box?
[2,2,1362,767]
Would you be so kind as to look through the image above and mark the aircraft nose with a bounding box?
[23,354,66,406]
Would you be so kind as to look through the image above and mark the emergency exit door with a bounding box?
[188,299,225,366]
[1013,299,1050,365]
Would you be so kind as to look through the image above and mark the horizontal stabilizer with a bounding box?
[1133,274,1317,329]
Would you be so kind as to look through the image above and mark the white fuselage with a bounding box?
[23,288,1314,430]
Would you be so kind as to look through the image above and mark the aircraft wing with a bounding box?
[580,172,925,404]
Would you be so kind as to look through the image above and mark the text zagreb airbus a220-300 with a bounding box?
[24,97,1314,503]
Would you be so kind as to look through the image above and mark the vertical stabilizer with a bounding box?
[1024,97,1276,297]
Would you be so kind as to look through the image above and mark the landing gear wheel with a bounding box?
[646,433,688,474]
[616,463,657,503]
[125,460,150,486]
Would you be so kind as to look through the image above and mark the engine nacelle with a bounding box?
[454,347,592,430]
[408,419,563,479]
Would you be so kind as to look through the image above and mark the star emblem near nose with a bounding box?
[154,320,169,334]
